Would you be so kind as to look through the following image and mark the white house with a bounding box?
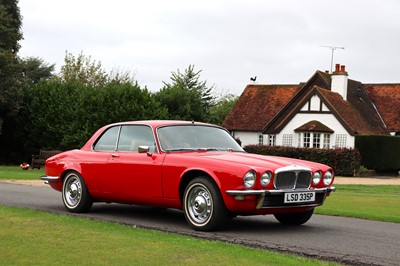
[223,64,400,148]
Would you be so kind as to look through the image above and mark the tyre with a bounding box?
[62,171,93,213]
[274,209,314,225]
[183,177,228,231]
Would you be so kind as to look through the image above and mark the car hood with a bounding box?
[172,151,330,172]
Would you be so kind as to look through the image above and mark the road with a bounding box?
[1,182,399,266]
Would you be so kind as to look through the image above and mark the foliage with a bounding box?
[208,94,238,125]
[0,0,23,134]
[156,65,215,121]
[244,145,361,176]
[355,135,400,172]
[20,56,55,84]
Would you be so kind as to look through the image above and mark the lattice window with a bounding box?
[303,133,310,148]
[313,133,321,148]
[269,134,276,146]
[258,134,264,145]
[282,134,293,146]
[335,134,347,148]
[323,133,331,148]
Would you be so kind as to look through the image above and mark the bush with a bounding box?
[355,135,400,172]
[244,145,360,176]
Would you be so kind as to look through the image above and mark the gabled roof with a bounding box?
[224,70,390,135]
[222,84,300,131]
[364,84,400,132]
[294,120,334,133]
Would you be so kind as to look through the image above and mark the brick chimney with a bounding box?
[331,64,348,100]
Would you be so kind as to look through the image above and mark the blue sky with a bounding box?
[19,0,400,95]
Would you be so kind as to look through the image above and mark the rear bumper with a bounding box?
[40,175,59,184]
[226,187,335,209]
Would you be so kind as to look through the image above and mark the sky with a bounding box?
[19,0,400,95]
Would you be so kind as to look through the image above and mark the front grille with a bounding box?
[274,170,312,190]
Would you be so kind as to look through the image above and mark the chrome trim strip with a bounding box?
[40,175,59,182]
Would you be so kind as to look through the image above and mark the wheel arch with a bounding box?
[179,169,221,204]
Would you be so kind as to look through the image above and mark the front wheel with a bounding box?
[62,172,93,213]
[183,177,228,231]
[274,209,314,225]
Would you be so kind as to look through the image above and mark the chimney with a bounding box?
[331,64,348,100]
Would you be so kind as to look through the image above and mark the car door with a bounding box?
[106,124,164,203]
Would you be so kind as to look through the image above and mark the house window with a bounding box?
[269,134,276,146]
[313,133,321,148]
[323,133,330,148]
[335,134,347,148]
[258,134,264,145]
[282,134,293,146]
[303,133,311,147]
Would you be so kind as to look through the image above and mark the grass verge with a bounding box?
[0,205,337,266]
[315,184,400,223]
[0,165,44,180]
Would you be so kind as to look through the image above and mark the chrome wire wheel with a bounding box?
[186,183,214,225]
[63,174,82,208]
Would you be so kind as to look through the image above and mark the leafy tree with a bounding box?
[156,65,215,121]
[209,94,238,125]
[0,0,23,134]
[20,56,55,84]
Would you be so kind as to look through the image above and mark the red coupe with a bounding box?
[41,120,335,231]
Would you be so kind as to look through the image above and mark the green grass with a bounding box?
[0,165,44,180]
[0,205,337,266]
[315,184,400,223]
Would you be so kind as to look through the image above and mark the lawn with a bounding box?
[0,165,44,180]
[0,205,338,266]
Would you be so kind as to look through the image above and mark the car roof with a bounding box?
[107,120,217,128]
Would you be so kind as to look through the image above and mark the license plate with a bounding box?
[284,192,315,203]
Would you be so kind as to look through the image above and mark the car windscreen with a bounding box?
[157,125,244,152]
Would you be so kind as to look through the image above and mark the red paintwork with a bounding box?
[45,120,334,215]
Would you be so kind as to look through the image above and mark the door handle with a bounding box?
[111,154,120,158]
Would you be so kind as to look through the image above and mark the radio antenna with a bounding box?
[320,45,345,73]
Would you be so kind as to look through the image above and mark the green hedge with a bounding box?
[244,145,361,176]
[355,135,400,172]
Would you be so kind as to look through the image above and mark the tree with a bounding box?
[0,0,23,134]
[208,94,238,125]
[156,65,215,121]
[20,56,55,84]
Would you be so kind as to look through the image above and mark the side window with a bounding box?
[117,125,155,152]
[93,126,120,151]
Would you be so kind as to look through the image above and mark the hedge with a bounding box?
[355,135,400,172]
[244,145,361,176]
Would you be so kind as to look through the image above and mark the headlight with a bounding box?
[312,171,322,185]
[323,170,333,186]
[243,170,256,189]
[260,171,272,187]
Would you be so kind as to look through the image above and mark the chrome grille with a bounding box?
[274,170,312,190]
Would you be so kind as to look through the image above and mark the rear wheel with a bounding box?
[62,172,93,213]
[274,209,314,225]
[183,177,228,231]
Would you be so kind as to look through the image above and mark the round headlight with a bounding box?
[260,171,272,187]
[243,170,256,189]
[323,170,333,186]
[312,171,322,185]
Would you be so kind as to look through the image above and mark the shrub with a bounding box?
[244,145,360,176]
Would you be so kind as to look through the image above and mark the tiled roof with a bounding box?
[223,84,300,131]
[364,84,400,132]
[294,120,334,133]
[225,70,393,135]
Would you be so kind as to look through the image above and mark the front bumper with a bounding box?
[226,187,335,209]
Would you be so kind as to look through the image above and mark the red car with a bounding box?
[42,120,335,231]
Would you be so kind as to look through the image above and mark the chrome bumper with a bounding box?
[226,187,336,209]
[40,175,59,184]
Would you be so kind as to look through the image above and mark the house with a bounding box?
[223,64,400,148]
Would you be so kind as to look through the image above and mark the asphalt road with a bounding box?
[1,182,399,266]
